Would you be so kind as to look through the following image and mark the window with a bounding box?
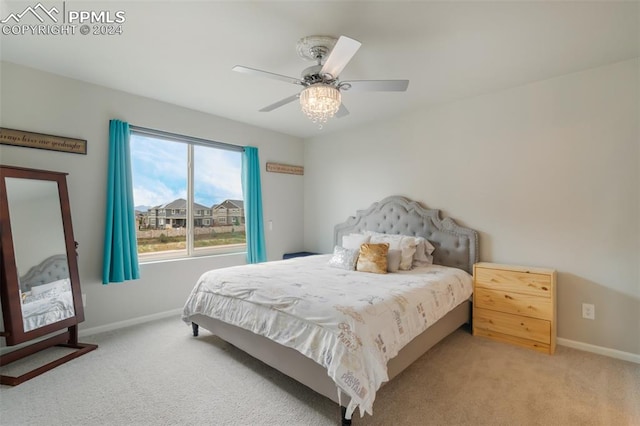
[130,127,245,260]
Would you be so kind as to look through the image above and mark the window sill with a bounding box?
[138,246,246,265]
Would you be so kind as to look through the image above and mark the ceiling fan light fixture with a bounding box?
[234,35,408,128]
[299,84,341,126]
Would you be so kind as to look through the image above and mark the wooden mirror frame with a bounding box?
[0,165,97,385]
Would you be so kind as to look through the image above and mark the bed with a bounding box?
[18,254,75,332]
[182,195,478,423]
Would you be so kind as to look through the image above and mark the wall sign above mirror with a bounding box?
[0,128,87,155]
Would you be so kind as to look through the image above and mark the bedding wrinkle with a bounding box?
[182,255,472,419]
[21,278,75,331]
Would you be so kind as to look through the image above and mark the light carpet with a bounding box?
[1,316,638,425]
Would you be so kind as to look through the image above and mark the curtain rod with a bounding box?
[129,125,245,152]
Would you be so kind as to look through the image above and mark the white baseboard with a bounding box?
[79,308,183,338]
[557,337,640,364]
[1,309,182,355]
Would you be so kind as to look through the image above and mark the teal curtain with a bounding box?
[242,146,266,263]
[102,119,140,284]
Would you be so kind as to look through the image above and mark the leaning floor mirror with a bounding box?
[0,165,97,385]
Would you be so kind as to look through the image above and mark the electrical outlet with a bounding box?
[82,293,87,308]
[582,303,595,320]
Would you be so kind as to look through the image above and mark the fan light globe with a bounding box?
[300,84,341,126]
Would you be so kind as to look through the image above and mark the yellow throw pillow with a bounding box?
[356,243,389,274]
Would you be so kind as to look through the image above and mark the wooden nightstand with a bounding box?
[472,262,557,354]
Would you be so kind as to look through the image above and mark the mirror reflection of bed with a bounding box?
[18,254,75,332]
[3,176,74,333]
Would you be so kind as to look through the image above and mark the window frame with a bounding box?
[129,126,246,263]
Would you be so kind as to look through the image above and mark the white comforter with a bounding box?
[182,255,472,418]
[21,278,75,332]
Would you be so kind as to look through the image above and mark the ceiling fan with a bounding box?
[233,35,409,127]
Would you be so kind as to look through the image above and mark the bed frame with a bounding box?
[190,195,478,424]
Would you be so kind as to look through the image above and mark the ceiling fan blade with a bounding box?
[335,103,349,118]
[259,94,300,112]
[233,65,303,86]
[320,36,362,79]
[341,80,409,92]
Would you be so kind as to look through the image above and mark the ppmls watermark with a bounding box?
[1,2,126,36]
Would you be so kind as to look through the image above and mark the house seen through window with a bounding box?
[130,129,245,260]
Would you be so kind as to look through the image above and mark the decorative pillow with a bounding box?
[342,233,370,250]
[366,232,417,270]
[413,237,435,267]
[356,243,389,274]
[328,245,359,270]
[423,237,436,255]
[387,249,402,272]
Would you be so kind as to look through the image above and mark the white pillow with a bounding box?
[31,278,71,295]
[366,231,417,270]
[387,249,402,272]
[422,237,436,255]
[342,233,370,250]
[413,237,435,267]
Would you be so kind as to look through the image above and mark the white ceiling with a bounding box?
[1,1,638,139]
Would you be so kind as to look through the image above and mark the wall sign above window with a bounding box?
[0,128,87,155]
[266,162,304,175]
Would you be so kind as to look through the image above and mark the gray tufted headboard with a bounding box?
[334,196,478,274]
[19,254,70,293]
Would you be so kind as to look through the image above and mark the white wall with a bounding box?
[304,59,640,356]
[0,61,305,332]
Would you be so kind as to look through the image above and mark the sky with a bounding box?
[130,134,243,209]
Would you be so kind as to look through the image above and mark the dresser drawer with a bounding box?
[475,287,552,321]
[473,328,551,354]
[475,267,552,298]
[474,307,550,344]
